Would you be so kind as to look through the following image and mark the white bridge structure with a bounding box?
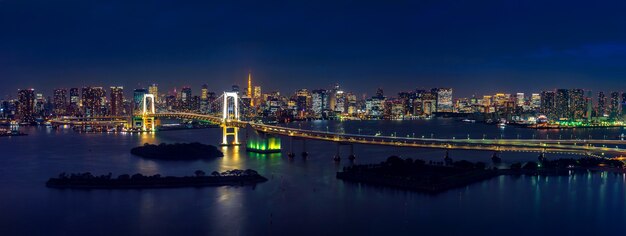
[46,91,626,159]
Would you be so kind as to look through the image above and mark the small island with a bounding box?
[337,156,498,193]
[131,142,224,160]
[46,169,267,189]
[337,155,626,193]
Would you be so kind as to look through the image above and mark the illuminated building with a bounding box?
[53,89,67,116]
[346,92,357,116]
[17,89,35,122]
[69,88,80,116]
[597,92,607,117]
[610,91,620,119]
[622,92,626,117]
[540,91,555,120]
[34,93,45,116]
[569,89,585,120]
[201,84,208,100]
[247,73,253,106]
[516,93,525,107]
[253,86,262,106]
[200,84,209,113]
[296,89,310,118]
[133,88,147,115]
[81,87,106,117]
[181,87,192,110]
[312,89,329,117]
[334,90,345,113]
[530,93,541,110]
[555,89,569,120]
[148,84,159,103]
[436,88,453,112]
[110,86,124,116]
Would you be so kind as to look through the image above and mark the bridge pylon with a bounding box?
[139,94,156,132]
[220,92,241,146]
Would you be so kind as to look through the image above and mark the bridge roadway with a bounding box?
[152,112,626,158]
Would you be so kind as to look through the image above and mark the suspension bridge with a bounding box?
[53,92,626,159]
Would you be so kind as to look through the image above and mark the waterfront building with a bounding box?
[610,91,621,119]
[311,89,329,118]
[569,89,585,120]
[68,88,80,116]
[540,91,555,120]
[53,89,67,116]
[597,92,607,118]
[133,88,147,115]
[17,89,35,122]
[81,87,107,117]
[554,89,569,120]
[110,86,124,116]
[433,88,453,112]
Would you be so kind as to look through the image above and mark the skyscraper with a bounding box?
[81,87,106,117]
[597,92,607,117]
[569,89,585,120]
[540,91,555,120]
[110,86,124,116]
[311,89,329,117]
[17,89,35,122]
[53,88,67,116]
[609,91,620,119]
[69,88,80,116]
[433,88,453,112]
[148,84,159,103]
[516,93,525,107]
[133,88,147,115]
[555,89,569,120]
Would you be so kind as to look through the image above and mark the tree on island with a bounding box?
[195,170,206,177]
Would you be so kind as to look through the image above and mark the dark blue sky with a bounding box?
[2,0,626,98]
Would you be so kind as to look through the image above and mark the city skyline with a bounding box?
[3,1,626,97]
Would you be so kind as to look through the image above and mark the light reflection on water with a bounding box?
[2,120,626,235]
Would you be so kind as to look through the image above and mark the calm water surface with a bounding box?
[1,119,626,235]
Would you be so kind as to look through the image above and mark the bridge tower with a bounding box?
[221,92,240,146]
[142,94,156,132]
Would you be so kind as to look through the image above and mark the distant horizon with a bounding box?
[3,79,624,101]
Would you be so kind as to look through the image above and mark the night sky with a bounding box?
[2,0,626,98]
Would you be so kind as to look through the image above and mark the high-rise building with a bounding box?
[81,87,106,117]
[17,89,35,122]
[201,84,208,100]
[530,93,541,110]
[311,89,329,117]
[516,93,525,107]
[569,89,585,120]
[554,89,569,120]
[433,88,453,112]
[540,91,555,119]
[69,88,80,116]
[53,89,67,116]
[148,84,159,103]
[133,88,147,115]
[622,92,626,117]
[597,92,607,117]
[181,87,192,110]
[34,93,45,115]
[110,86,124,116]
[610,91,621,119]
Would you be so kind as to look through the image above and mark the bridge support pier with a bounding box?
[288,137,295,158]
[221,125,240,146]
[334,144,341,162]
